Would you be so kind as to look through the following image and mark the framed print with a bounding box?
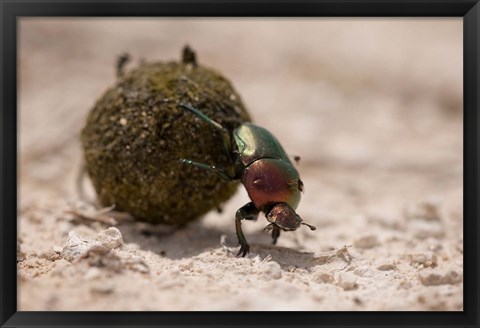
[1,0,479,327]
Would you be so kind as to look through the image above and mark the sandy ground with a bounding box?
[18,18,463,311]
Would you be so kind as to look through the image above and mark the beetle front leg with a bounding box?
[271,226,281,245]
[264,223,281,245]
[235,202,259,257]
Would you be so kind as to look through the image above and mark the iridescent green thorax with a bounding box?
[241,158,302,210]
[233,123,292,167]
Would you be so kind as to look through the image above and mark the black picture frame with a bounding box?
[1,1,478,327]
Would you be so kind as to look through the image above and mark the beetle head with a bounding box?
[266,203,316,232]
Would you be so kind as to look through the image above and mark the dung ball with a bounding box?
[81,46,251,225]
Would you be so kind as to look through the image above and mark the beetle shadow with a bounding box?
[243,230,321,271]
[115,219,321,270]
[116,220,233,259]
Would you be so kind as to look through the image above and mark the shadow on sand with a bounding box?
[116,219,321,271]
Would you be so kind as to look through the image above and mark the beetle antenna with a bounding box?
[301,222,317,231]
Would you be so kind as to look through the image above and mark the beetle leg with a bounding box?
[182,45,197,66]
[179,159,234,181]
[235,202,259,257]
[178,103,232,156]
[271,226,281,245]
[116,52,130,78]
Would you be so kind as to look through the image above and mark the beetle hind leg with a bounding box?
[178,103,232,156]
[116,52,131,78]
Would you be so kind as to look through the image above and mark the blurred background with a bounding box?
[18,19,463,311]
[19,18,462,195]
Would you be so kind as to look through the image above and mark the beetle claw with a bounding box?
[237,243,250,257]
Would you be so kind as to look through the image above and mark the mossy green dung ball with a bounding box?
[81,49,251,225]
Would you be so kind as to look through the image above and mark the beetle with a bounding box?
[178,103,316,256]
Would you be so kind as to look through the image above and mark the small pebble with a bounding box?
[61,228,124,262]
[61,231,89,261]
[353,267,374,277]
[376,262,396,271]
[337,272,357,290]
[259,261,282,280]
[407,253,438,268]
[94,227,123,249]
[418,270,462,286]
[313,270,334,284]
[354,235,379,249]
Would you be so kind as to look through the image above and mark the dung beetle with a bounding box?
[178,103,316,256]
